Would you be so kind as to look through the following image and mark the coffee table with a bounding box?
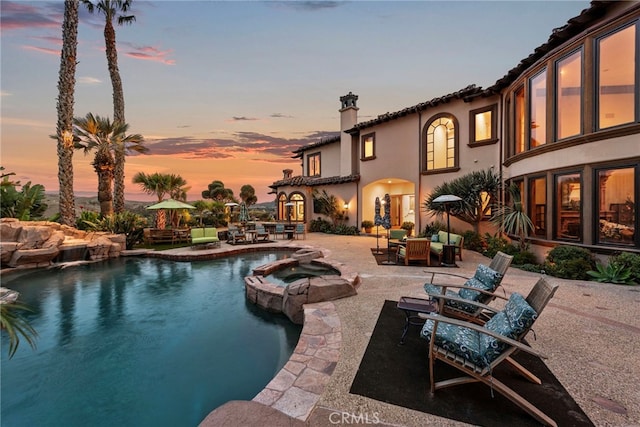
[396,296,438,344]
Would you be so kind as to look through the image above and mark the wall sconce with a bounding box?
[343,202,349,210]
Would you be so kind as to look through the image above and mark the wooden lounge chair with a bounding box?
[396,238,431,266]
[424,251,513,323]
[420,277,559,426]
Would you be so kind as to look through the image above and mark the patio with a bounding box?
[159,232,639,427]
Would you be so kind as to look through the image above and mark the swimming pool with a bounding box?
[0,253,302,427]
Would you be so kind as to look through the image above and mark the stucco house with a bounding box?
[270,0,639,257]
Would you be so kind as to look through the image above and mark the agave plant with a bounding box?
[491,183,534,251]
[587,262,636,285]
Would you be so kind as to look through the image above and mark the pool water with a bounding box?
[265,262,340,286]
[0,254,302,427]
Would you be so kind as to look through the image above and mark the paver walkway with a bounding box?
[158,233,639,427]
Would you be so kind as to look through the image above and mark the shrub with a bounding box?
[84,211,148,250]
[361,220,374,229]
[76,210,101,230]
[461,230,484,252]
[421,221,446,237]
[609,252,640,284]
[544,245,596,280]
[310,218,333,233]
[482,233,517,258]
[512,250,538,266]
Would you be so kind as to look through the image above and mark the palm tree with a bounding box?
[132,172,188,228]
[1,298,38,359]
[56,0,79,226]
[491,183,534,251]
[81,0,136,213]
[74,113,146,216]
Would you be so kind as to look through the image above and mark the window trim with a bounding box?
[554,48,584,141]
[422,113,460,175]
[361,132,376,160]
[307,152,321,177]
[469,104,498,146]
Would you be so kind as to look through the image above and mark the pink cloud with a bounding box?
[0,1,61,32]
[122,43,175,65]
[22,45,60,56]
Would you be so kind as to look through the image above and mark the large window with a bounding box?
[597,24,636,130]
[470,105,497,144]
[361,133,375,160]
[515,86,525,154]
[597,166,635,246]
[556,50,583,139]
[289,193,305,222]
[530,69,547,148]
[425,115,457,171]
[528,177,547,237]
[307,152,320,177]
[555,172,582,241]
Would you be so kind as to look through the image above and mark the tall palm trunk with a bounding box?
[93,147,115,216]
[56,0,79,226]
[104,18,126,213]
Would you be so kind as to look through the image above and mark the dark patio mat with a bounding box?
[349,300,594,427]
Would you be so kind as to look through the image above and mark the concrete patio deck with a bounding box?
[155,232,639,427]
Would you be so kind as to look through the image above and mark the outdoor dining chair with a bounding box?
[420,277,559,426]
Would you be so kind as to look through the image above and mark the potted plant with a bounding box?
[361,220,374,233]
[401,221,414,237]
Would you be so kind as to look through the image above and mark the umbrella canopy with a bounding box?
[238,202,250,224]
[381,193,392,230]
[146,199,195,210]
[374,197,383,226]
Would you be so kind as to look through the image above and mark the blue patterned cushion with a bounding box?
[420,317,484,366]
[458,265,502,302]
[431,234,439,242]
[480,293,537,365]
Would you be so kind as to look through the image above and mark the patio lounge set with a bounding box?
[398,251,560,426]
[394,230,464,266]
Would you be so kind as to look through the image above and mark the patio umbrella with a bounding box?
[238,202,250,225]
[146,199,195,229]
[373,197,383,254]
[381,193,394,264]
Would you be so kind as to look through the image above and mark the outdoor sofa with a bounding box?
[429,230,464,263]
[191,227,220,247]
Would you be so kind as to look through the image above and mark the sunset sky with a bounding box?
[1,0,590,203]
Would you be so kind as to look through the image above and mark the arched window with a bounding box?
[425,114,457,172]
[289,193,305,222]
[277,193,287,221]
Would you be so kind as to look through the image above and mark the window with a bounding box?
[597,24,636,130]
[278,193,287,221]
[425,115,457,171]
[530,69,547,148]
[555,172,582,241]
[361,133,375,160]
[515,86,525,154]
[556,50,583,139]
[289,193,305,222]
[528,177,547,237]
[307,152,320,177]
[596,166,635,246]
[469,105,497,144]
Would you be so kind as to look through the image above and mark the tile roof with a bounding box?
[269,174,360,189]
[292,135,340,155]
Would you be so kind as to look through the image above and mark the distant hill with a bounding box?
[42,194,275,219]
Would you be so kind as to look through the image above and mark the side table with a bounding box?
[396,296,438,344]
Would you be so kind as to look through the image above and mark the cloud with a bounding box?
[0,1,61,32]
[227,116,261,122]
[270,113,294,119]
[143,130,339,160]
[120,42,176,65]
[22,45,59,56]
[78,76,102,85]
[269,1,344,12]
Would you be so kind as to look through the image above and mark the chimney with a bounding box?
[283,169,293,179]
[339,92,358,177]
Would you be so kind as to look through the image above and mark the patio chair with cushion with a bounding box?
[254,224,270,242]
[274,223,286,240]
[420,277,559,426]
[396,238,431,266]
[424,251,513,323]
[293,223,306,240]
